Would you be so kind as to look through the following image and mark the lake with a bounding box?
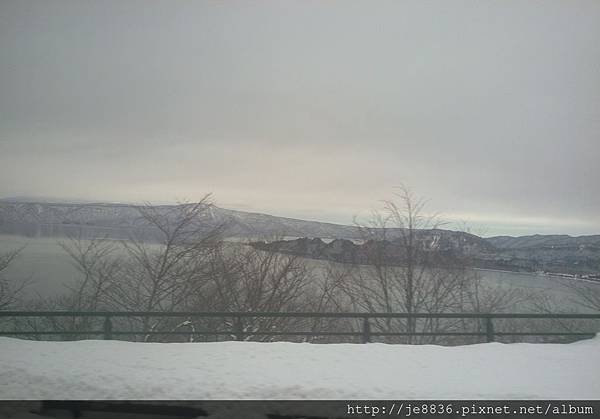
[0,232,597,312]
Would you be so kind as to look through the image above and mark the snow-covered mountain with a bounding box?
[0,199,361,239]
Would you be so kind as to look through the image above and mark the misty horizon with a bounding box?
[1,0,599,237]
[0,193,598,239]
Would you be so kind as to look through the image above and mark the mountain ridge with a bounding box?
[0,198,598,241]
[0,199,599,275]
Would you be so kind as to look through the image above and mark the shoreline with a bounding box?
[474,267,600,285]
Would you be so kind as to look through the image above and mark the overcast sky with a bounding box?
[1,0,599,236]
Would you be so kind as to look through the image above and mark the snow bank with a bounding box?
[1,336,599,399]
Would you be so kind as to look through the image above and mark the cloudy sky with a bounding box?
[1,0,599,236]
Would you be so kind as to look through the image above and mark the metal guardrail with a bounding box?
[1,311,598,343]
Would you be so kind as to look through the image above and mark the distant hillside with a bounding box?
[486,234,600,250]
[1,199,598,276]
[251,235,600,277]
[0,200,361,239]
[482,234,600,276]
[251,232,495,267]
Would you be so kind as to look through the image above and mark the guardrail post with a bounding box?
[234,316,243,341]
[362,317,371,343]
[103,317,113,340]
[485,316,495,343]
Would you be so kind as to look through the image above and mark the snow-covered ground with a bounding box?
[1,336,599,400]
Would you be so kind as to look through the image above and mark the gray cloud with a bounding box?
[1,0,599,236]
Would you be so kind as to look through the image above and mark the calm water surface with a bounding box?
[0,232,597,311]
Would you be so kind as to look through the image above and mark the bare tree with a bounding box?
[338,185,522,344]
[59,195,225,339]
[50,196,330,342]
[339,186,453,342]
[566,279,600,312]
[0,246,27,309]
[189,243,316,341]
[525,279,600,343]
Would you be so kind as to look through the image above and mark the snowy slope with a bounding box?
[0,201,361,239]
[0,336,599,400]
